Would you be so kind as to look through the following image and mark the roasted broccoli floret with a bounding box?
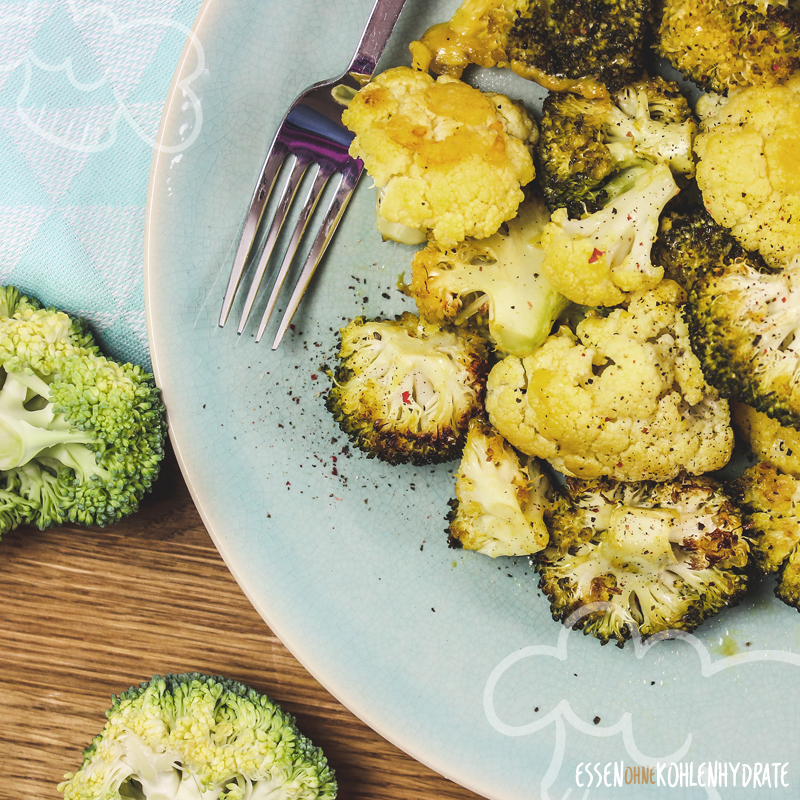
[538,163,680,306]
[505,0,654,95]
[413,0,654,96]
[404,195,569,357]
[536,77,696,218]
[656,0,800,94]
[58,673,337,800]
[733,401,800,479]
[651,207,759,291]
[539,475,750,646]
[0,286,165,537]
[325,313,490,465]
[447,418,550,557]
[732,461,800,610]
[685,257,800,430]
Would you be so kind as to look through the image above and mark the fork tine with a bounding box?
[236,156,309,333]
[253,165,332,342]
[219,142,287,327]
[269,169,361,349]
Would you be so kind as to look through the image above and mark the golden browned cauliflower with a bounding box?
[694,75,800,268]
[733,402,800,479]
[538,164,679,306]
[341,66,536,247]
[447,418,550,557]
[485,280,734,481]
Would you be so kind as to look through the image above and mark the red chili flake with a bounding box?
[402,390,411,403]
[589,248,604,263]
[642,428,649,433]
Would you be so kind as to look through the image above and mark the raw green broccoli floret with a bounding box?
[0,286,166,536]
[58,673,337,800]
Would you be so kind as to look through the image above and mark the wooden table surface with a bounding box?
[0,445,486,800]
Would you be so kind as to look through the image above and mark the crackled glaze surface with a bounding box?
[145,1,800,797]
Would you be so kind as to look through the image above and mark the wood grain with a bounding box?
[0,447,485,800]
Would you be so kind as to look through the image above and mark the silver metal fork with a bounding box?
[219,0,409,348]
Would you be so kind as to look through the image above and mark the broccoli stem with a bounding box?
[0,372,95,470]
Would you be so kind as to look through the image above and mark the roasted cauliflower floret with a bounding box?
[447,418,550,557]
[538,164,679,306]
[539,475,750,646]
[325,313,489,466]
[341,66,536,247]
[694,76,800,268]
[732,461,800,610]
[685,257,800,430]
[733,402,800,479]
[404,195,569,357]
[656,0,800,95]
[485,280,734,481]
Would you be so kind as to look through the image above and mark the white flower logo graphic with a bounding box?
[8,1,204,154]
[484,602,800,800]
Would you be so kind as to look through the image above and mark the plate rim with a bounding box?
[141,1,498,797]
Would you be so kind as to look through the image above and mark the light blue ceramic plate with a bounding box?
[145,2,800,797]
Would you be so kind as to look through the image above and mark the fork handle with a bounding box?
[347,0,409,77]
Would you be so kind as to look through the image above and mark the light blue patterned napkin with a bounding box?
[0,0,202,370]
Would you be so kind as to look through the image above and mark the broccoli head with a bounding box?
[505,0,654,95]
[732,461,800,611]
[536,76,697,218]
[685,257,800,430]
[0,286,165,536]
[651,207,759,291]
[486,280,734,481]
[538,164,680,306]
[539,475,750,646]
[733,402,800,479]
[413,0,653,96]
[404,195,569,357]
[656,0,800,95]
[58,672,337,800]
[325,313,490,466]
[447,418,550,557]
